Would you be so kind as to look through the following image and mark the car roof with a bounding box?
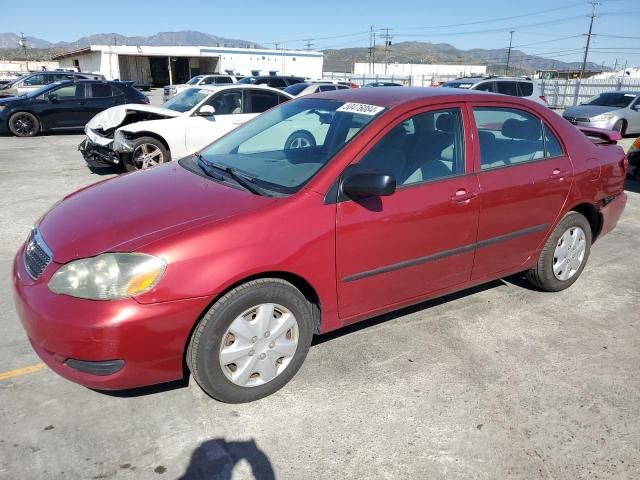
[608,90,640,95]
[448,77,533,83]
[305,86,508,109]
[183,83,294,97]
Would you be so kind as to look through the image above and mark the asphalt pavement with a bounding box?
[0,102,639,479]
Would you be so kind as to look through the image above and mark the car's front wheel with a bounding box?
[8,112,40,137]
[124,136,170,171]
[187,279,315,403]
[613,119,626,136]
[526,211,592,291]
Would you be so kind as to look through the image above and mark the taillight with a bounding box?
[540,95,547,104]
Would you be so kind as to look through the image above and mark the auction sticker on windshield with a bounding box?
[337,103,385,115]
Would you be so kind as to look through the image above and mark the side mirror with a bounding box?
[47,93,59,103]
[197,105,215,116]
[342,172,396,198]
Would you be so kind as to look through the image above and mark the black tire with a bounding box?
[613,119,626,136]
[187,278,314,403]
[8,111,40,137]
[123,136,170,171]
[284,130,316,150]
[526,211,592,292]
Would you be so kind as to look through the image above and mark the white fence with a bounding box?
[322,72,464,87]
[539,78,640,108]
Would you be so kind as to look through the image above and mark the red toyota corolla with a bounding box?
[13,87,627,403]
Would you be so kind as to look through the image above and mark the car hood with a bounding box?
[86,104,181,131]
[38,163,275,263]
[563,105,620,119]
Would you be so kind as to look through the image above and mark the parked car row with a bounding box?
[0,70,106,97]
[13,87,628,403]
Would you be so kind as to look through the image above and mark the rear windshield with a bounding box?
[585,92,637,108]
[284,83,309,95]
[442,82,473,89]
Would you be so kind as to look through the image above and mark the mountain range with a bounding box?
[0,32,603,73]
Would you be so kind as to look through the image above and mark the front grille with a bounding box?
[24,229,52,280]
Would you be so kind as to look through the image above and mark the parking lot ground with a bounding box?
[1,132,639,480]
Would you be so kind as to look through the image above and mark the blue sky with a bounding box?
[2,0,639,67]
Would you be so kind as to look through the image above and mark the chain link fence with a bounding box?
[322,72,464,87]
[539,78,640,109]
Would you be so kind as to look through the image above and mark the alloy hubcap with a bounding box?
[553,226,586,281]
[13,115,35,135]
[219,303,299,387]
[133,143,164,169]
[289,136,312,149]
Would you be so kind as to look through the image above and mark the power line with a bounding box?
[512,35,584,48]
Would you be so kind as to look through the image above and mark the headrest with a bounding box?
[501,118,541,141]
[436,113,455,133]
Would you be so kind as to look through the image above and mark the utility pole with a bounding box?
[368,25,374,74]
[505,30,515,75]
[372,31,377,73]
[19,32,29,71]
[304,39,313,51]
[579,1,600,80]
[613,58,618,72]
[381,28,393,74]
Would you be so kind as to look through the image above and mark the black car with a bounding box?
[363,82,404,87]
[0,80,149,137]
[238,75,305,89]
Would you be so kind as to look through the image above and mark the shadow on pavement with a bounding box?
[178,438,275,480]
[313,278,507,346]
[625,178,640,194]
[93,378,189,398]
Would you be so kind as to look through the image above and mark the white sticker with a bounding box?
[336,102,385,116]
[624,94,636,97]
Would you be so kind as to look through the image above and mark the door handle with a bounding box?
[549,168,567,179]
[450,189,477,203]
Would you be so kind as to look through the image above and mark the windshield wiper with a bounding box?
[194,153,270,196]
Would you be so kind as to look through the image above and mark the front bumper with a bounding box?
[563,117,616,130]
[12,242,211,390]
[79,138,121,166]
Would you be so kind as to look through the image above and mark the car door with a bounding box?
[184,89,249,153]
[38,83,88,129]
[84,83,122,120]
[335,105,480,320]
[469,104,573,280]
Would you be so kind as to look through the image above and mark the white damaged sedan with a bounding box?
[80,84,293,171]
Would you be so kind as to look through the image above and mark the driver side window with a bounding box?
[207,91,242,115]
[357,108,465,186]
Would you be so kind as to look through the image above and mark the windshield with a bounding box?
[161,88,209,112]
[442,81,473,89]
[283,83,309,95]
[238,77,257,84]
[190,98,385,194]
[186,76,203,85]
[585,92,637,108]
[2,73,29,88]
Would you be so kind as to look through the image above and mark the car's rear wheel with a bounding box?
[285,130,316,150]
[8,112,40,137]
[613,119,626,136]
[526,211,592,292]
[187,278,314,403]
[124,136,170,171]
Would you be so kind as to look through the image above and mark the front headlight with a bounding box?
[113,130,133,152]
[0,105,5,111]
[592,112,615,121]
[48,253,166,300]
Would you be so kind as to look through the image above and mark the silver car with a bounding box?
[163,74,237,101]
[562,91,640,135]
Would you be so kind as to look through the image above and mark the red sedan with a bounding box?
[13,88,628,403]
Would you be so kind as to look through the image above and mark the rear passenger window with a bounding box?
[358,108,465,186]
[543,124,564,158]
[318,85,336,92]
[90,83,113,98]
[495,82,518,96]
[473,107,544,170]
[268,78,287,88]
[518,82,533,96]
[474,82,494,92]
[249,91,280,113]
[216,77,233,84]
